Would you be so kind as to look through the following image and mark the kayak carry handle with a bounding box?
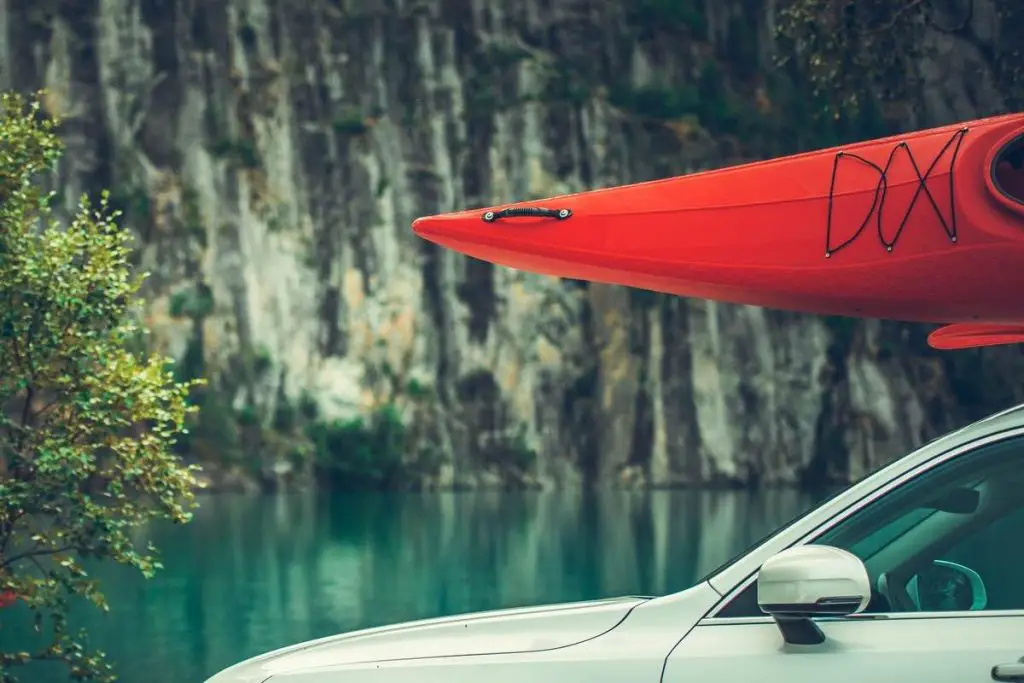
[482,207,572,223]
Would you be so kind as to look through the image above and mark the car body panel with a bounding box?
[666,612,1024,683]
[205,596,655,683]
[266,582,723,683]
[205,403,1024,683]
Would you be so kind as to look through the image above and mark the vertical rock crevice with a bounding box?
[5,0,1024,488]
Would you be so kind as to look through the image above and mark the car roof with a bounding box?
[957,402,1024,436]
[892,401,1024,474]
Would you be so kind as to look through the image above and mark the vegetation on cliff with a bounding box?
[0,93,200,683]
[778,0,1024,114]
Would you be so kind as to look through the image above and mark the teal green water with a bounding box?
[3,489,816,683]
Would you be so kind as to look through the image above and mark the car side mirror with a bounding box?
[907,559,988,611]
[757,545,871,646]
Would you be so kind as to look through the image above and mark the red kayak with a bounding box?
[412,113,1024,349]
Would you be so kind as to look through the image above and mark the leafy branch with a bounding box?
[0,91,203,683]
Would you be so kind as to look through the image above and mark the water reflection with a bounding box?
[2,489,816,683]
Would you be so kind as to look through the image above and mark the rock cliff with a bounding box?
[4,0,1024,489]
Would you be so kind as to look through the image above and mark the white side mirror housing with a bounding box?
[757,545,871,645]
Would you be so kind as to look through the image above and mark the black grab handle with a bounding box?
[481,206,573,223]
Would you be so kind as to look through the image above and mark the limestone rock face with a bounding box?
[4,0,1023,487]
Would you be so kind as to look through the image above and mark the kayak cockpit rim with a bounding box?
[989,131,1024,207]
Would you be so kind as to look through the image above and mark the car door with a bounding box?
[663,432,1024,683]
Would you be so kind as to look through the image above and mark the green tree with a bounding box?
[0,92,202,682]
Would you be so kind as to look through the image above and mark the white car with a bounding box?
[207,403,1024,683]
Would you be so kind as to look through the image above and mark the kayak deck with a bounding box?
[413,113,1024,348]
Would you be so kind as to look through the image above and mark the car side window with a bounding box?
[938,504,1024,610]
[715,579,759,618]
[713,434,1024,618]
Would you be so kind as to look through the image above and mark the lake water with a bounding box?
[4,489,820,683]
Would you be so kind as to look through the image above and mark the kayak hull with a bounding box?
[413,113,1024,344]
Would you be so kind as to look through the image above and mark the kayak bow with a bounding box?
[412,113,1024,349]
